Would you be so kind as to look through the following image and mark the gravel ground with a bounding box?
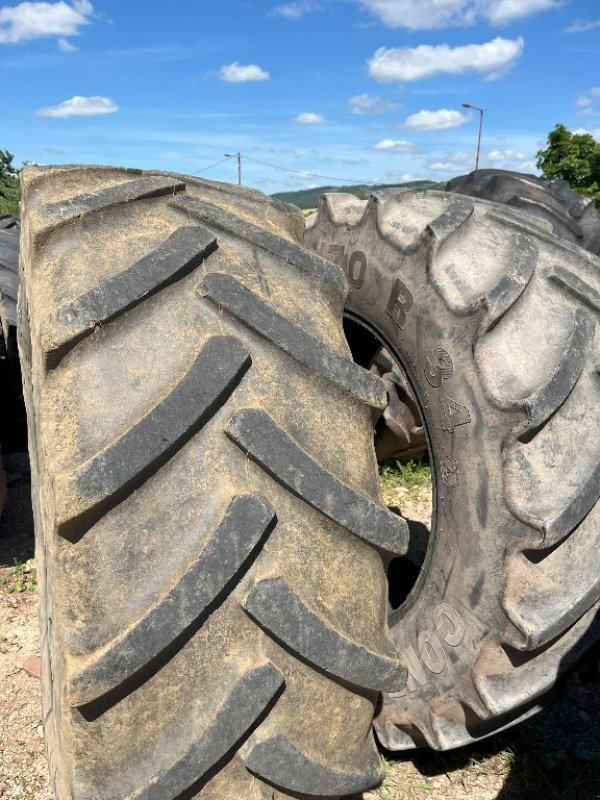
[0,454,52,800]
[0,455,598,800]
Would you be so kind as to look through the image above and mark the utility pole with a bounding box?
[224,152,242,185]
[461,104,486,171]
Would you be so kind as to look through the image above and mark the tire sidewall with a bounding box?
[313,214,520,738]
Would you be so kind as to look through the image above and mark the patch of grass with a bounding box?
[379,459,431,506]
[0,557,37,594]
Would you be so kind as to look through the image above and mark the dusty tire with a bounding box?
[20,166,409,799]
[0,217,19,335]
[446,169,600,255]
[369,347,427,462]
[306,189,600,750]
[0,219,26,454]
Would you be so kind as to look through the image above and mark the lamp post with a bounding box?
[224,152,242,185]
[462,103,486,171]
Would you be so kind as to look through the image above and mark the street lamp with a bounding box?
[462,103,486,172]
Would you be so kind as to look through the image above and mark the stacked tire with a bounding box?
[15,164,600,800]
[19,166,412,799]
[306,188,600,750]
[0,213,20,335]
[446,169,600,255]
[0,214,23,513]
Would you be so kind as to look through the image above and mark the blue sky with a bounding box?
[2,0,599,193]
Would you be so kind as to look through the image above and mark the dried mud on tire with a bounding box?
[19,166,409,800]
[306,189,600,751]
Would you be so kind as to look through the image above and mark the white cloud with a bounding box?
[403,108,470,130]
[373,138,413,150]
[219,62,269,82]
[57,35,76,51]
[427,148,537,174]
[36,95,117,117]
[388,172,422,182]
[576,87,600,116]
[573,127,600,141]
[487,149,528,162]
[295,170,317,181]
[387,169,426,183]
[0,0,93,45]
[293,112,326,124]
[427,150,474,172]
[565,18,600,33]
[368,37,524,82]
[349,93,396,114]
[270,1,321,19]
[486,149,536,171]
[486,0,558,25]
[357,0,558,29]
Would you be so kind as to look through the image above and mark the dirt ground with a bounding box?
[0,455,598,800]
[0,455,52,800]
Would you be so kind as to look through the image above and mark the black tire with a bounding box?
[306,189,600,750]
[20,166,409,799]
[369,346,427,462]
[0,219,26,454]
[446,169,600,255]
[0,217,19,334]
[0,213,19,229]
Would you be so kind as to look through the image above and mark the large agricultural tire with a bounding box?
[0,216,20,336]
[20,166,409,800]
[446,169,600,255]
[306,189,600,751]
[0,217,26,454]
[0,213,19,229]
[369,346,427,462]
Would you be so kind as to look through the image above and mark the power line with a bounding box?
[191,155,233,176]
[191,152,376,186]
[239,154,375,185]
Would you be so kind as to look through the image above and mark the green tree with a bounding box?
[536,124,600,205]
[0,149,16,181]
[0,148,19,215]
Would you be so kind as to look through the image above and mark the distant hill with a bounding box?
[271,180,442,210]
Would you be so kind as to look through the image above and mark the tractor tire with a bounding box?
[0,217,19,337]
[446,169,600,255]
[0,219,26,455]
[20,166,409,800]
[305,189,600,750]
[369,346,427,463]
[0,213,19,229]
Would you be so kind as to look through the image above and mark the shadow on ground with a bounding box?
[0,452,33,567]
[361,662,600,800]
[2,452,599,800]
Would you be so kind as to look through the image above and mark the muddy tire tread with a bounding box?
[307,188,600,749]
[22,167,400,799]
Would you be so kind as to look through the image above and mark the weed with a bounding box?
[379,459,431,507]
[0,558,37,594]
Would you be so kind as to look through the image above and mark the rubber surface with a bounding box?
[306,188,600,750]
[0,216,19,334]
[20,166,409,799]
[0,217,26,456]
[446,169,600,255]
[368,346,427,462]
